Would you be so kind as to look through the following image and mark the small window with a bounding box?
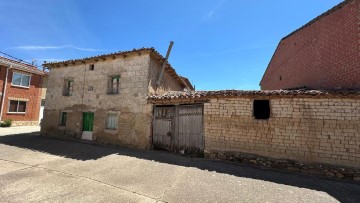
[89,64,94,70]
[106,113,118,129]
[8,100,27,113]
[88,86,94,91]
[12,72,31,88]
[253,100,270,120]
[108,75,120,94]
[60,112,67,126]
[63,79,74,96]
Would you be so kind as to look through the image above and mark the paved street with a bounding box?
[0,127,359,203]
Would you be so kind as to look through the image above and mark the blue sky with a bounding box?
[0,0,342,90]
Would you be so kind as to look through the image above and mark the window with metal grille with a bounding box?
[106,113,118,129]
[253,100,270,119]
[60,112,67,126]
[8,100,27,113]
[108,75,120,94]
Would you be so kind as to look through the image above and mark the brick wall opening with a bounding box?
[253,100,270,119]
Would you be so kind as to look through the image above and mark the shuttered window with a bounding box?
[108,75,120,94]
[106,113,118,130]
[63,79,74,96]
[68,80,74,96]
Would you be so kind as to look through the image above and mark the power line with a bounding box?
[0,51,34,66]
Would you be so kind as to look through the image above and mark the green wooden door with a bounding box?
[83,112,94,131]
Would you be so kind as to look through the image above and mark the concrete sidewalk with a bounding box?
[0,127,359,202]
[0,126,40,136]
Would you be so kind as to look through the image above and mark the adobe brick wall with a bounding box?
[260,0,360,90]
[204,96,360,168]
[0,67,42,126]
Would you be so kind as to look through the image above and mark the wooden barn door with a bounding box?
[153,106,175,151]
[153,104,204,154]
[177,105,204,153]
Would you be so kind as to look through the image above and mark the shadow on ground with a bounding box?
[0,132,359,203]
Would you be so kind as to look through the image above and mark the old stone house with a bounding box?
[0,56,46,126]
[41,48,193,149]
[260,0,360,90]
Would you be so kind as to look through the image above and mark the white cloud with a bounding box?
[11,45,106,52]
[205,0,227,20]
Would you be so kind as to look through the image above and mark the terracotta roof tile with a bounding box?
[0,56,46,75]
[148,89,360,101]
[43,47,192,89]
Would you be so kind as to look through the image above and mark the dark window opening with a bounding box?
[8,100,27,113]
[60,112,67,126]
[279,76,282,81]
[89,64,94,70]
[253,100,270,120]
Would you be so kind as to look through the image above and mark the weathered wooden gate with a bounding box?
[153,104,204,154]
[153,106,175,151]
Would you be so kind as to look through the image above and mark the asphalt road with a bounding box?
[0,126,359,203]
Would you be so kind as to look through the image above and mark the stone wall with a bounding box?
[12,121,39,127]
[42,53,153,149]
[204,97,360,168]
[42,51,186,149]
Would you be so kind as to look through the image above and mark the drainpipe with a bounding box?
[0,65,10,121]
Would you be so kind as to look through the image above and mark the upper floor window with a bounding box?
[8,100,27,114]
[108,75,120,94]
[89,64,94,71]
[12,72,31,88]
[63,79,74,96]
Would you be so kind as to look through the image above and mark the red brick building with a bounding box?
[260,0,360,90]
[0,56,46,126]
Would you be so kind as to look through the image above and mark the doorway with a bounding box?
[82,112,94,140]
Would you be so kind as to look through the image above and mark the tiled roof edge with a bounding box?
[43,47,188,88]
[0,56,46,75]
[147,89,360,101]
[43,47,155,66]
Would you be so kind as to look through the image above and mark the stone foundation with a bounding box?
[11,121,39,127]
[205,150,360,182]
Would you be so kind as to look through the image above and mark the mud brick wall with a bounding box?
[204,97,360,168]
